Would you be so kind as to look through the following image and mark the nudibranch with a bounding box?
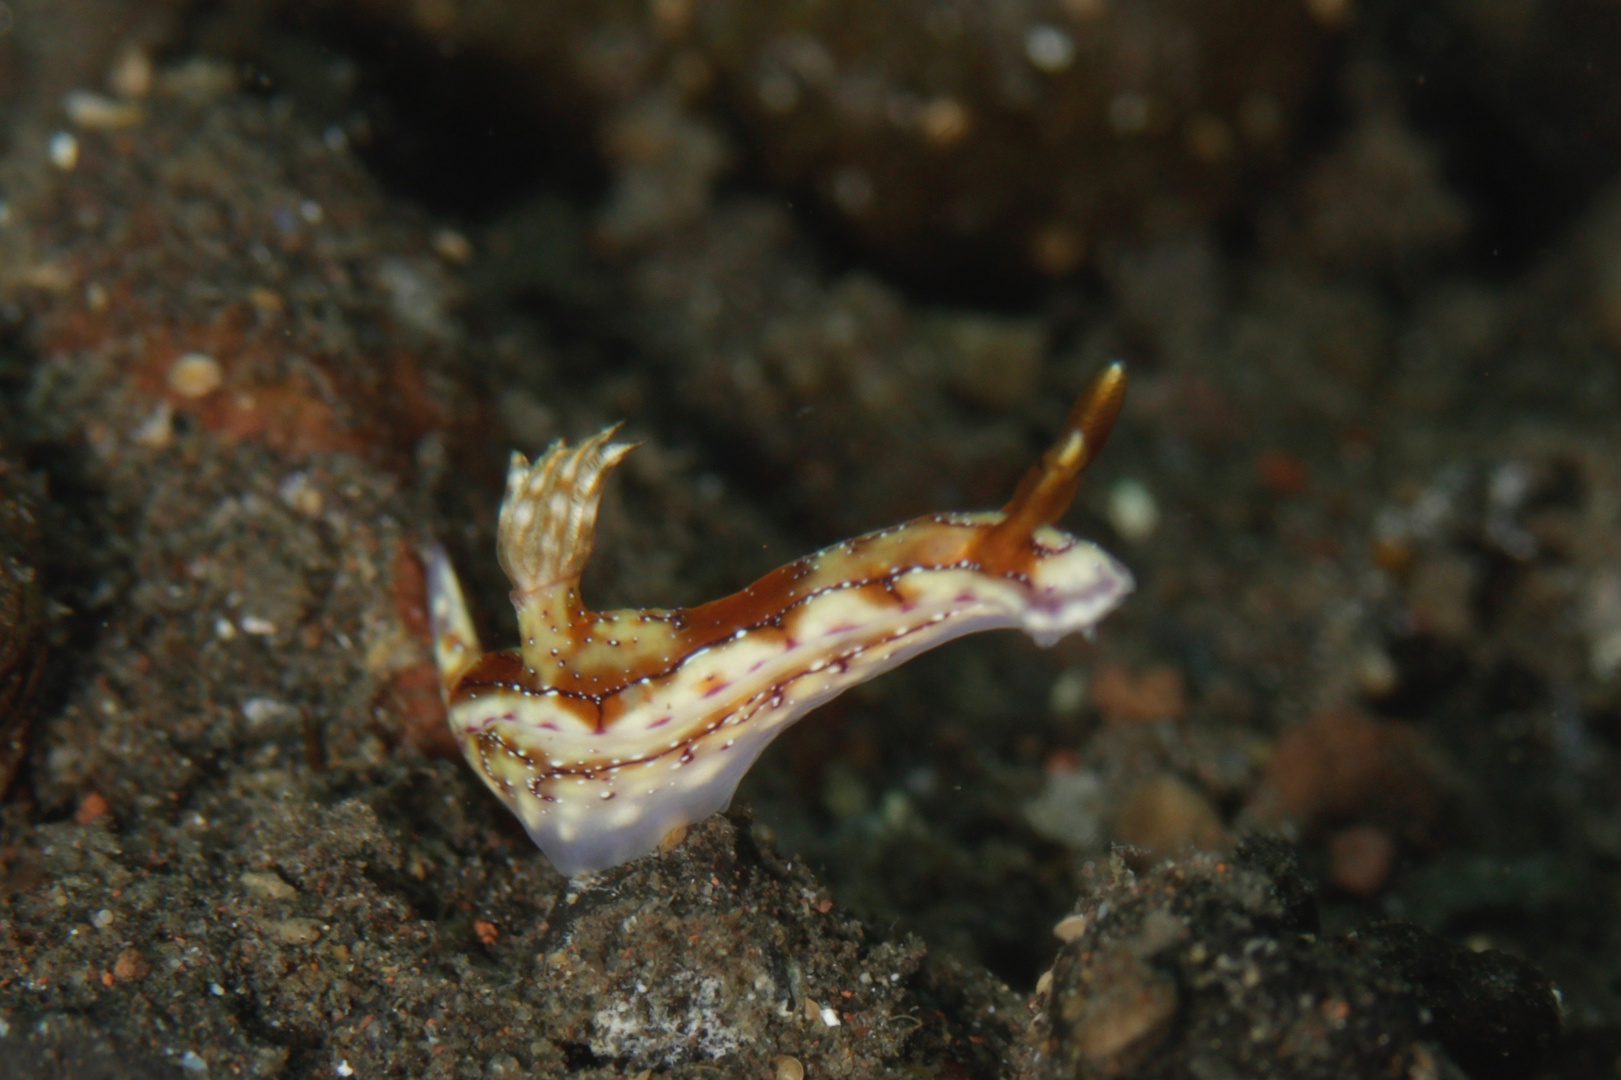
[428,363,1133,874]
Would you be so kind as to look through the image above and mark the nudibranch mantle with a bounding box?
[428,364,1133,875]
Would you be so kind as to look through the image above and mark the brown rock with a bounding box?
[1326,825,1396,897]
[112,948,151,981]
[1249,707,1441,835]
[1113,774,1228,861]
[1057,946,1180,1075]
[1092,664,1186,725]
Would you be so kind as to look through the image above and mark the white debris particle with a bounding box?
[167,352,223,398]
[1024,24,1075,72]
[109,47,155,99]
[239,615,278,636]
[1107,477,1159,541]
[1023,767,1106,850]
[242,697,291,726]
[431,228,473,263]
[376,256,453,338]
[91,908,114,928]
[278,472,324,516]
[336,1061,355,1077]
[818,1003,841,1027]
[49,131,79,170]
[1052,913,1089,942]
[132,402,174,449]
[1048,666,1088,718]
[1356,646,1398,698]
[214,617,237,641]
[178,1050,208,1072]
[63,89,144,130]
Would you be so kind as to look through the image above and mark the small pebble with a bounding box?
[1048,666,1088,718]
[278,473,324,517]
[431,228,473,263]
[179,1050,208,1072]
[132,403,175,449]
[1053,914,1089,942]
[167,353,223,398]
[242,697,290,725]
[48,132,79,170]
[239,615,278,636]
[1107,478,1159,541]
[63,89,144,130]
[108,47,154,98]
[1356,646,1398,699]
[269,917,322,944]
[247,286,285,314]
[241,870,297,900]
[91,908,114,928]
[1025,24,1076,72]
[773,1055,806,1080]
[1023,766,1105,850]
[156,58,237,102]
[1327,825,1395,897]
[74,791,110,825]
[114,949,150,981]
[1065,948,1180,1065]
[918,97,971,147]
[1092,664,1185,724]
[1113,774,1227,859]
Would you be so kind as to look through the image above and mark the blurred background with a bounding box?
[3,1,1621,1076]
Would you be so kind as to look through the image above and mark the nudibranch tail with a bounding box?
[974,360,1126,575]
[430,365,1132,876]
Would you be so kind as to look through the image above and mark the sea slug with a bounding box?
[428,363,1133,874]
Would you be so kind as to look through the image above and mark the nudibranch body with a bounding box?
[429,364,1133,875]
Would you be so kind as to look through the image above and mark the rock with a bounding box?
[1327,825,1396,897]
[1021,838,1559,1079]
[1112,773,1228,860]
[1359,921,1561,1080]
[1247,707,1442,836]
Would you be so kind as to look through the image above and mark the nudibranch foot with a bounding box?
[430,364,1134,875]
